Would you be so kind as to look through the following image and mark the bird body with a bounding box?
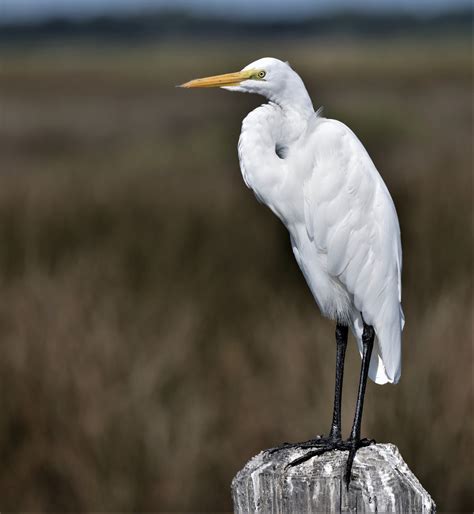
[237,75,404,385]
[181,57,405,480]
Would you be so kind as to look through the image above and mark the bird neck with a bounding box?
[268,73,315,122]
[271,101,313,146]
[271,97,314,125]
[238,103,307,223]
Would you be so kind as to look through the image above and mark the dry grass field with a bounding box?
[0,37,472,510]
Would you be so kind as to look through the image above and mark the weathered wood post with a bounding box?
[232,443,435,513]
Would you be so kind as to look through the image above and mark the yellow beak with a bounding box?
[179,69,255,88]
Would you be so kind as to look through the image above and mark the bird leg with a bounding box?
[328,323,348,442]
[285,322,376,486]
[268,323,348,454]
[341,322,375,484]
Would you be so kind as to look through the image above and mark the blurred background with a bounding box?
[0,0,472,510]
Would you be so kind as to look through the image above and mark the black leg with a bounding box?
[268,322,348,455]
[344,322,375,484]
[329,323,348,441]
[283,322,376,484]
[268,321,376,485]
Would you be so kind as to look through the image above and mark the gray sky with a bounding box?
[3,0,471,22]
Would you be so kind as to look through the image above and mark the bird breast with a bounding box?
[238,104,311,225]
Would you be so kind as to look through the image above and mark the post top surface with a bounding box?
[232,443,436,513]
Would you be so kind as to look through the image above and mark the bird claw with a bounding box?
[267,435,326,455]
[277,436,376,486]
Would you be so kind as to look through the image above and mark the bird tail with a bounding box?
[350,309,404,385]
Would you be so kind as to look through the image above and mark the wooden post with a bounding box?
[231,443,436,513]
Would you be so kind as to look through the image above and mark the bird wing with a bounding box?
[302,117,404,384]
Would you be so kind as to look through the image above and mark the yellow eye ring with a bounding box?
[257,71,266,79]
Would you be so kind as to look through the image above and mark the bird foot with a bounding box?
[268,434,336,454]
[269,436,375,486]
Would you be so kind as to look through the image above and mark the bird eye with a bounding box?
[257,71,266,79]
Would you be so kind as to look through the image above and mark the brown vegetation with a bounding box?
[0,38,471,510]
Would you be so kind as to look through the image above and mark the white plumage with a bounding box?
[182,57,404,385]
[235,58,404,385]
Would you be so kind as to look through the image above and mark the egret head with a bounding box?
[180,57,312,112]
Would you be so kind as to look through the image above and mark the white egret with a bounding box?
[180,57,404,483]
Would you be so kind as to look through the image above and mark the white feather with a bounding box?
[234,58,404,384]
